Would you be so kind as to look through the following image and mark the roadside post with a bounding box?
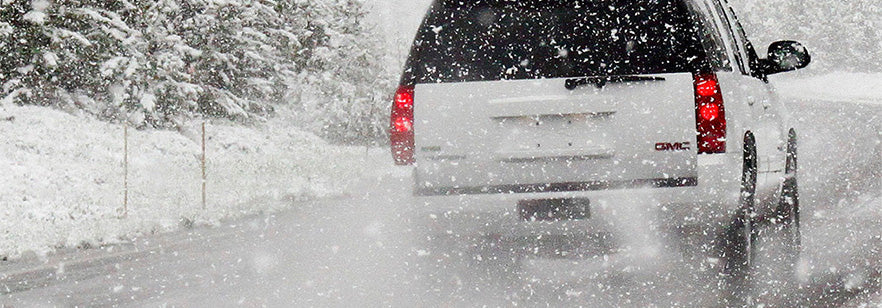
[201,120,207,210]
[122,120,129,218]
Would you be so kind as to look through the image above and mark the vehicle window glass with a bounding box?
[709,0,747,74]
[728,8,762,76]
[404,0,723,84]
[685,1,731,70]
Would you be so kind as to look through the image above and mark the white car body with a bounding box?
[393,0,805,238]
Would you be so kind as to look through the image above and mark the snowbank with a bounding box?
[0,105,374,258]
[773,72,882,105]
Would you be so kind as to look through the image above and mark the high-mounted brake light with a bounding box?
[391,85,415,165]
[694,73,726,154]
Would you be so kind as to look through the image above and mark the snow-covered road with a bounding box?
[3,80,882,306]
[0,158,427,306]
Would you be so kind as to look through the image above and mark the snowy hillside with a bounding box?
[0,0,400,257]
[0,104,378,258]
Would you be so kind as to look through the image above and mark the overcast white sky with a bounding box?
[364,0,433,68]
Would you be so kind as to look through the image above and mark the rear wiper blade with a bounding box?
[565,75,666,90]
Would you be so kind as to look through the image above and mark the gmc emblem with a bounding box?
[655,142,691,151]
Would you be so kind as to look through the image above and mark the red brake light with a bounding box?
[698,102,720,121]
[392,116,413,132]
[391,85,415,165]
[696,79,718,97]
[694,73,726,154]
[395,89,413,110]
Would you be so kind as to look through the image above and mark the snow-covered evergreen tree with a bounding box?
[286,0,393,144]
[0,0,394,144]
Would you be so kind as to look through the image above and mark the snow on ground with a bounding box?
[0,104,375,259]
[774,72,882,105]
[773,72,882,307]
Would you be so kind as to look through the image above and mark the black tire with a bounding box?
[776,128,802,255]
[746,129,802,306]
[774,128,801,277]
[721,130,801,306]
[721,131,759,305]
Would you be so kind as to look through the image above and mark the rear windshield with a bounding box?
[402,0,725,84]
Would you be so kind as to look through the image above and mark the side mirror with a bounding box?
[761,40,811,75]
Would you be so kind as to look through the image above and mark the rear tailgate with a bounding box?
[414,74,698,196]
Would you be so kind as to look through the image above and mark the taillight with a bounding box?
[694,73,726,154]
[391,85,415,165]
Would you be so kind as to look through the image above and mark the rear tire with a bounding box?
[774,128,801,280]
[721,129,802,306]
[721,131,759,305]
[778,129,801,252]
[747,129,802,306]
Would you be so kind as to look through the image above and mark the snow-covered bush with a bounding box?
[0,0,393,144]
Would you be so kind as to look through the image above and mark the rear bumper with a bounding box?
[409,154,756,234]
[414,177,697,196]
[412,184,736,232]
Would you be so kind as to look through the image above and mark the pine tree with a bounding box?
[1,0,396,143]
[1,0,52,104]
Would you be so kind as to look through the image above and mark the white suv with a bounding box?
[390,0,810,292]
